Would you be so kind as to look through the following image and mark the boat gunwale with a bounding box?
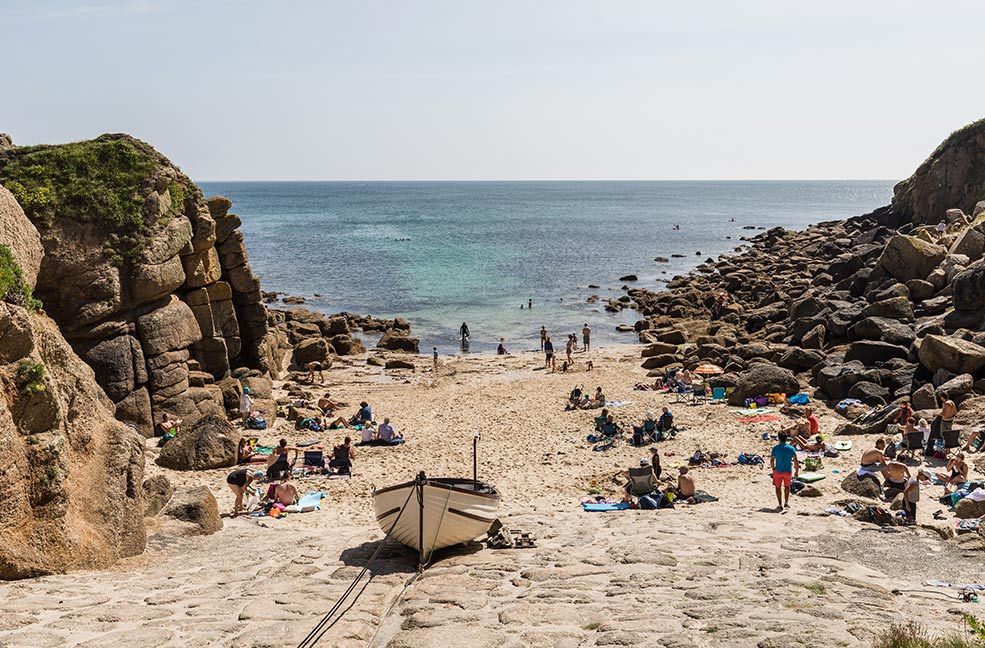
[373,478,500,500]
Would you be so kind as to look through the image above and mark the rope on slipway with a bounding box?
[296,485,417,648]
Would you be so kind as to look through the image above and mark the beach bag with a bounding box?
[298,418,322,432]
[246,416,267,430]
[804,456,823,471]
[755,396,768,407]
[824,448,840,458]
[789,393,810,405]
[638,494,661,510]
[738,453,764,466]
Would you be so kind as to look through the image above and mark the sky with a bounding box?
[2,1,984,181]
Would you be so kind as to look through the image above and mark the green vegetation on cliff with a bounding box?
[0,135,196,264]
[0,244,42,310]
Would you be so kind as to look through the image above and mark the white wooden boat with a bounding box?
[373,472,500,564]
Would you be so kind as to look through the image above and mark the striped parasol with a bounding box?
[693,363,724,375]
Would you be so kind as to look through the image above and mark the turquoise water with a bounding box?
[197,181,893,354]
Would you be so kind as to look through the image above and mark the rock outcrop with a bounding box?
[0,301,146,579]
[156,415,240,471]
[627,118,985,436]
[0,136,279,435]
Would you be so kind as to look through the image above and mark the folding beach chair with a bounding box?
[711,387,726,403]
[674,385,693,403]
[691,385,708,404]
[302,450,325,469]
[626,467,658,497]
[900,431,924,461]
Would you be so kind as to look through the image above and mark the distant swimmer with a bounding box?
[672,224,681,230]
[528,298,533,309]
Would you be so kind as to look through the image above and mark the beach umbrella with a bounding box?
[693,363,724,375]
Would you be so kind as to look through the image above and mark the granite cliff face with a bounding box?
[0,135,284,435]
[888,118,985,226]
[0,187,145,579]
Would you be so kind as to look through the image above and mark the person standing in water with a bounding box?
[460,322,470,341]
[528,298,533,309]
[582,323,591,352]
[540,326,547,351]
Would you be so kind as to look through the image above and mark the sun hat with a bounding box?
[243,386,251,394]
[640,458,650,466]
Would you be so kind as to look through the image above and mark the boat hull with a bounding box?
[373,477,500,558]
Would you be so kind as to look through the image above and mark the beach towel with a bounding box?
[731,408,775,415]
[689,490,718,504]
[927,577,985,589]
[856,466,881,478]
[798,472,826,483]
[605,400,633,407]
[298,491,326,512]
[955,519,983,533]
[254,445,274,456]
[582,502,631,512]
[834,440,853,451]
[738,415,781,423]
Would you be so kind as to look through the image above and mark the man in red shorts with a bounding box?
[770,432,800,512]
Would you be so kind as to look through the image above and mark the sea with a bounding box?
[197,181,895,354]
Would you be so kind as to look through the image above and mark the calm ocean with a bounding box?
[197,181,894,354]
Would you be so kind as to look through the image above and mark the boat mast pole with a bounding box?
[473,432,479,482]
[417,471,426,567]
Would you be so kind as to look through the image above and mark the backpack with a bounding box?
[298,418,322,432]
[246,416,267,430]
[738,453,764,465]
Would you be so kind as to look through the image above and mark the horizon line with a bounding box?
[195,178,897,184]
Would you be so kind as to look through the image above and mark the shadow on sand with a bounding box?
[339,538,485,576]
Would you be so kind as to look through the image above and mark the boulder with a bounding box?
[777,347,824,372]
[325,316,350,336]
[377,331,421,354]
[641,342,679,357]
[936,373,974,398]
[844,341,909,366]
[911,383,938,410]
[727,364,800,406]
[331,334,367,356]
[955,498,985,519]
[82,334,146,402]
[951,260,985,311]
[240,375,273,399]
[143,475,174,517]
[847,381,891,405]
[642,354,680,370]
[949,226,985,263]
[917,335,985,374]
[137,297,204,356]
[0,183,43,289]
[292,338,331,367]
[156,415,240,471]
[849,317,916,347]
[801,324,825,350]
[905,279,936,301]
[840,472,881,499]
[385,358,416,370]
[877,235,946,282]
[161,486,222,535]
[858,296,913,322]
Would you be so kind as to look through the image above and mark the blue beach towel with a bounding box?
[582,502,631,512]
[298,491,327,512]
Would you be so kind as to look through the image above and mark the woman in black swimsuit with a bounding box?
[226,468,263,516]
[266,438,298,480]
[935,453,968,491]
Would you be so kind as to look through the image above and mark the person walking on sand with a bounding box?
[903,469,928,525]
[582,323,591,352]
[565,336,574,365]
[460,322,470,341]
[544,336,555,371]
[770,432,799,511]
[540,326,547,351]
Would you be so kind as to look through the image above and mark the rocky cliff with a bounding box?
[627,118,985,433]
[887,118,985,226]
[0,187,145,579]
[0,135,284,435]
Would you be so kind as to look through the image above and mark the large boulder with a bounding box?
[950,226,985,263]
[849,317,916,347]
[726,364,800,406]
[292,338,332,367]
[377,331,421,354]
[841,472,881,499]
[156,415,240,471]
[951,260,985,312]
[137,297,204,356]
[0,183,43,289]
[917,335,985,374]
[955,498,985,519]
[143,475,175,517]
[911,383,938,410]
[161,486,222,535]
[858,297,914,322]
[0,302,146,579]
[844,341,909,366]
[877,235,946,282]
[777,347,824,372]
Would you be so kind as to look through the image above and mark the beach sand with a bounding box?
[1,345,982,647]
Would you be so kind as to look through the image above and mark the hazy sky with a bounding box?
[3,1,984,181]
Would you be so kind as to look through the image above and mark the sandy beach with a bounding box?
[1,344,982,648]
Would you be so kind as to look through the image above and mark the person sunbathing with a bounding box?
[936,454,969,491]
[594,408,610,432]
[860,439,889,474]
[791,433,826,452]
[883,460,911,493]
[378,418,405,445]
[272,475,299,506]
[237,437,265,464]
[601,415,623,438]
[592,387,606,408]
[348,401,373,426]
[656,407,676,437]
[963,429,984,453]
[358,423,378,445]
[317,392,338,415]
[329,437,356,474]
[676,467,696,499]
[632,412,658,445]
